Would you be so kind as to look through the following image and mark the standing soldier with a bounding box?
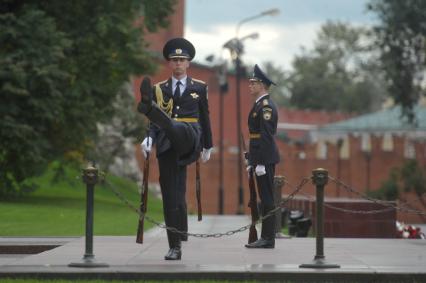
[137,38,213,260]
[245,64,280,249]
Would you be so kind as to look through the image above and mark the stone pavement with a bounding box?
[1,215,425,282]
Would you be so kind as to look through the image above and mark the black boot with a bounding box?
[245,238,275,249]
[137,77,175,130]
[164,209,182,260]
[137,77,153,114]
[164,246,182,260]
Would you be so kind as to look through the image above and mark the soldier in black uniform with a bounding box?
[245,64,280,249]
[137,38,213,260]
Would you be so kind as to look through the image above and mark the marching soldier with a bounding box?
[138,38,213,260]
[245,64,280,249]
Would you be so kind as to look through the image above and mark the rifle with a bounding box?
[136,147,150,244]
[247,168,259,243]
[196,159,202,221]
[241,133,259,244]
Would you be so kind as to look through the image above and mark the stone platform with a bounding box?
[1,215,425,282]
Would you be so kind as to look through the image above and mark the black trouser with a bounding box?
[255,164,276,240]
[177,164,188,239]
[158,150,184,249]
[146,104,196,156]
[146,103,195,246]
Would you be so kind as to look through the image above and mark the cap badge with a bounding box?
[175,49,182,54]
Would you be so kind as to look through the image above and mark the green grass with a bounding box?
[0,280,381,283]
[0,281,230,283]
[0,163,163,236]
[0,280,266,283]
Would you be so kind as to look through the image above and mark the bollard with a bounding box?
[273,176,290,239]
[69,165,108,268]
[299,168,339,269]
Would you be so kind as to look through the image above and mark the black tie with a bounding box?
[174,81,182,97]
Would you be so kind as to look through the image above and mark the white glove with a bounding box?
[141,137,153,158]
[200,148,212,163]
[255,164,266,176]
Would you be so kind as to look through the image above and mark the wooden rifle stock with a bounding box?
[240,133,259,244]
[196,159,202,221]
[248,168,259,243]
[136,151,150,244]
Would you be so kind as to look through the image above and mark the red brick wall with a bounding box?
[143,0,185,52]
[277,135,426,224]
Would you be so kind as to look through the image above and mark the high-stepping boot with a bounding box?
[137,77,174,130]
[137,77,153,114]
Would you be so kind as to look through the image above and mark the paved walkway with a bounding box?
[1,215,425,282]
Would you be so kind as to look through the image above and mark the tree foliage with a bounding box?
[262,62,291,107]
[368,0,426,123]
[0,0,176,197]
[92,82,146,181]
[286,21,387,113]
[373,160,426,210]
[371,168,399,200]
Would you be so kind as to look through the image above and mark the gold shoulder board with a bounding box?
[192,78,206,84]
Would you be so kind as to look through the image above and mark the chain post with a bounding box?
[273,176,290,239]
[69,164,108,268]
[300,168,340,269]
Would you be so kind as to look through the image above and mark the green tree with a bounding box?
[371,168,399,200]
[263,62,291,107]
[92,82,146,181]
[371,160,426,210]
[399,160,426,200]
[286,21,387,113]
[0,0,176,197]
[368,0,426,123]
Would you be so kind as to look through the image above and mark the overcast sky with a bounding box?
[184,0,376,70]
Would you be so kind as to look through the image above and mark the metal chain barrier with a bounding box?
[104,177,310,239]
[256,177,310,224]
[284,177,395,214]
[299,190,396,215]
[96,167,425,238]
[329,176,426,216]
[386,191,426,212]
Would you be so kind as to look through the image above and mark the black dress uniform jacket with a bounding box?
[248,94,280,166]
[147,76,213,166]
